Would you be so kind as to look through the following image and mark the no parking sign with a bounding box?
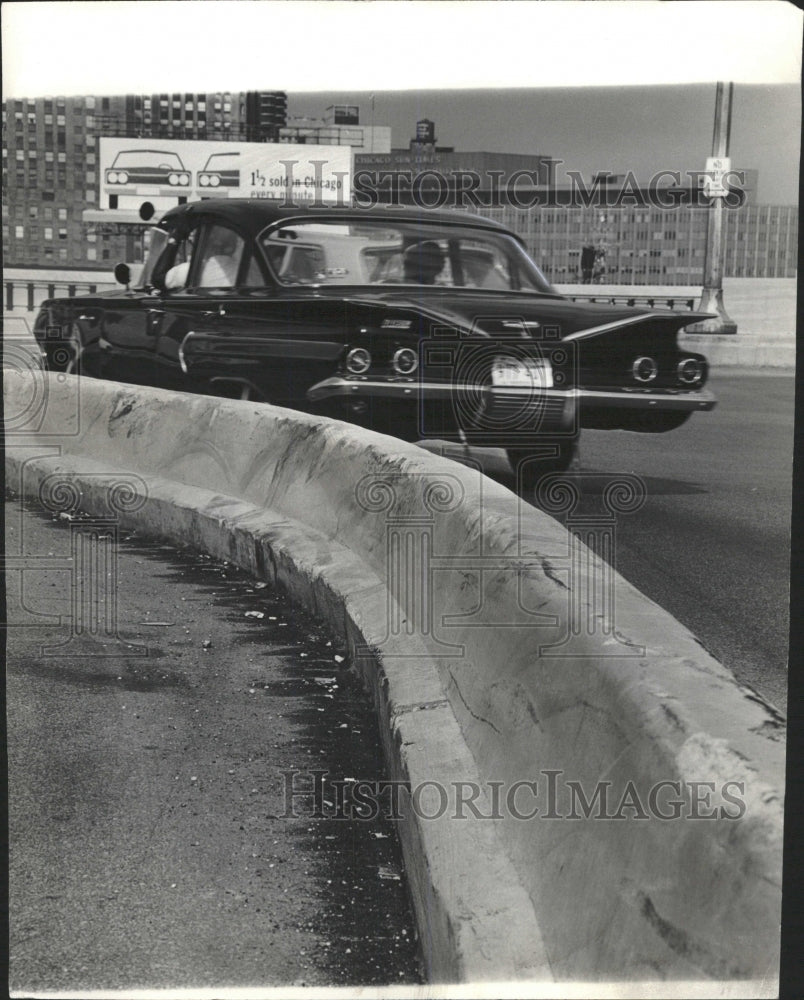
[703,156,731,197]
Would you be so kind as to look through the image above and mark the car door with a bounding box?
[148,221,225,391]
[98,291,162,386]
[99,219,187,386]
[151,220,347,404]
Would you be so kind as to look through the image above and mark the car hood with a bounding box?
[333,288,712,340]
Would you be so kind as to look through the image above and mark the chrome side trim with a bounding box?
[578,387,717,411]
[561,313,656,343]
[306,376,574,404]
[177,329,208,374]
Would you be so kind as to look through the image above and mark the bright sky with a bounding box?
[3,1,802,200]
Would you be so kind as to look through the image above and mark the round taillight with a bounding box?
[677,358,703,385]
[392,347,418,375]
[117,171,128,184]
[107,170,119,184]
[179,173,190,186]
[632,356,658,383]
[168,173,179,185]
[346,347,371,374]
[199,174,210,186]
[209,174,221,187]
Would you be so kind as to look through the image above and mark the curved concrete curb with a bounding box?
[5,371,784,987]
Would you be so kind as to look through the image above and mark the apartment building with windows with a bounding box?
[476,197,797,285]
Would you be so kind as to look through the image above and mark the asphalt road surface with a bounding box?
[6,498,421,993]
[425,372,793,713]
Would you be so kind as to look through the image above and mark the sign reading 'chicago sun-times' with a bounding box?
[98,137,353,215]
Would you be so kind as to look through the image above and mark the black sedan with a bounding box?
[33,200,716,480]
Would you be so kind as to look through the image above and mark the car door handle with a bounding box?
[145,308,164,334]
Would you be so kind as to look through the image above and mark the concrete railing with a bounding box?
[556,279,796,368]
[4,269,118,314]
[4,372,784,991]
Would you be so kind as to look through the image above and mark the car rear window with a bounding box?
[258,219,556,293]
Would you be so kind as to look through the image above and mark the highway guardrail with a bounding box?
[4,371,784,991]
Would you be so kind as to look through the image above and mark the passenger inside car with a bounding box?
[461,251,509,290]
[403,241,446,284]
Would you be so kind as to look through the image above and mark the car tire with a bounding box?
[507,439,578,488]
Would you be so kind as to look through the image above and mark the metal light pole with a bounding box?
[693,81,737,334]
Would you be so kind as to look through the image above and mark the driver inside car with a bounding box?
[164,260,189,289]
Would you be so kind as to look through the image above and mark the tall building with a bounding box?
[94,90,287,142]
[3,94,131,267]
[243,91,288,142]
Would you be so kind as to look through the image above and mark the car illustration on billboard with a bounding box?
[197,151,242,195]
[103,149,191,208]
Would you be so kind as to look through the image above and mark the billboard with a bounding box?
[97,137,353,217]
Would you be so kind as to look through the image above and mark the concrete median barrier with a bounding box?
[4,371,784,991]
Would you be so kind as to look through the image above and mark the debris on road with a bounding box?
[244,611,265,620]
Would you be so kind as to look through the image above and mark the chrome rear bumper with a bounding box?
[307,377,576,432]
[577,387,717,412]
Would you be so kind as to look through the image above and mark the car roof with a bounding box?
[157,199,521,242]
[117,148,180,155]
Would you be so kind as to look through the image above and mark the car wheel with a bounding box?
[507,440,578,488]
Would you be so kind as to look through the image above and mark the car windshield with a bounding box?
[112,150,184,169]
[202,153,240,170]
[258,219,557,293]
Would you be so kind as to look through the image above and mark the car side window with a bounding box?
[243,252,268,287]
[163,229,198,290]
[192,224,245,288]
